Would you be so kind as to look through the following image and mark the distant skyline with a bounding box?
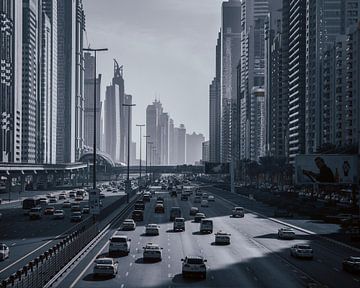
[83,0,223,157]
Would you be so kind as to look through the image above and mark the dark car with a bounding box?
[132,210,144,221]
[155,204,165,213]
[170,190,177,197]
[44,206,55,215]
[343,256,360,273]
[143,195,151,202]
[135,203,145,211]
[181,194,188,201]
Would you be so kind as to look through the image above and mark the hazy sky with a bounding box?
[83,0,223,156]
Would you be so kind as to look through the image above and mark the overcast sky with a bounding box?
[83,0,223,157]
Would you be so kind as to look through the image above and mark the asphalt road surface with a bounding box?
[56,186,360,288]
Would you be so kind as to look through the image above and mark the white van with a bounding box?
[173,217,185,231]
[200,219,213,233]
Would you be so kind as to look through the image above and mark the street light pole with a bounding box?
[136,124,145,188]
[123,103,136,203]
[144,136,150,183]
[152,147,156,183]
[83,47,108,190]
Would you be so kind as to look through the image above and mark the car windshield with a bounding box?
[55,210,63,213]
[187,258,204,264]
[111,237,127,243]
[298,245,311,249]
[202,220,212,224]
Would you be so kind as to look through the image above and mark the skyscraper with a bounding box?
[220,0,241,163]
[123,93,133,165]
[186,132,205,165]
[22,0,39,163]
[0,0,22,163]
[176,124,186,165]
[56,0,85,163]
[84,52,101,150]
[209,32,221,163]
[168,118,176,165]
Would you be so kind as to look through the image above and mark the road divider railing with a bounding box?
[0,188,140,288]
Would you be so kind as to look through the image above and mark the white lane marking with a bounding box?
[137,241,140,244]
[353,278,359,282]
[22,238,26,241]
[126,271,129,277]
[0,231,65,274]
[168,264,171,268]
[11,243,16,246]
[168,243,170,246]
[69,239,109,288]
[121,284,125,288]
[167,249,171,252]
[129,262,133,267]
[333,267,339,272]
[132,254,136,258]
[168,273,172,278]
[168,256,171,259]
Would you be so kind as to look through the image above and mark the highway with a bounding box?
[56,186,360,288]
[0,189,125,281]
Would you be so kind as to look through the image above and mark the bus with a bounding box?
[22,198,40,214]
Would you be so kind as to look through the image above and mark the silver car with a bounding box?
[93,258,118,277]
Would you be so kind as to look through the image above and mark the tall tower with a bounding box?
[0,0,22,163]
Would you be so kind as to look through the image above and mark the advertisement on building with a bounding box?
[295,154,359,185]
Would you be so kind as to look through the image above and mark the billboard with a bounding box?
[204,162,230,174]
[295,154,359,185]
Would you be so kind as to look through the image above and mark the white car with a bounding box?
[109,235,131,255]
[194,213,206,223]
[29,207,42,219]
[93,258,118,277]
[0,244,9,260]
[121,219,136,231]
[208,195,215,202]
[290,244,313,259]
[146,224,160,236]
[173,217,185,231]
[278,228,296,240]
[53,209,65,219]
[232,207,244,217]
[182,256,207,279]
[143,243,163,261]
[201,200,209,207]
[62,201,71,208]
[201,193,208,200]
[215,231,231,245]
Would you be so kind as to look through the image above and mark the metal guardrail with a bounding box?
[0,189,140,288]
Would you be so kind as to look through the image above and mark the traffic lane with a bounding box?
[204,190,360,288]
[73,192,177,288]
[0,194,124,279]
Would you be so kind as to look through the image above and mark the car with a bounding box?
[143,243,163,261]
[278,228,296,240]
[181,194,188,201]
[29,207,42,219]
[100,193,105,199]
[173,217,185,231]
[82,206,90,214]
[343,256,360,273]
[200,200,209,207]
[71,204,81,212]
[146,224,160,236]
[44,206,55,215]
[49,196,57,203]
[274,208,293,218]
[170,207,182,221]
[181,256,207,279]
[290,244,313,259]
[155,203,165,213]
[121,219,136,231]
[0,244,9,260]
[157,196,164,202]
[215,231,231,245]
[194,212,206,223]
[200,219,213,233]
[62,200,71,208]
[170,190,177,197]
[109,235,131,256]
[208,195,215,202]
[201,193,208,199]
[143,195,151,202]
[232,207,244,217]
[189,207,199,216]
[93,258,118,278]
[132,210,144,221]
[71,211,82,222]
[38,198,48,206]
[58,193,66,200]
[75,195,84,201]
[195,190,202,196]
[53,209,65,219]
[194,196,201,203]
[135,202,145,211]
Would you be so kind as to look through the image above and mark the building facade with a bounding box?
[186,132,205,165]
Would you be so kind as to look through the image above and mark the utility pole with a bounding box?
[136,124,145,188]
[144,136,150,185]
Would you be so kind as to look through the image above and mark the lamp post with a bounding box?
[136,124,145,188]
[123,103,136,203]
[152,147,157,183]
[83,47,107,219]
[144,136,150,183]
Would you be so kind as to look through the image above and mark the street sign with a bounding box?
[89,188,101,215]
